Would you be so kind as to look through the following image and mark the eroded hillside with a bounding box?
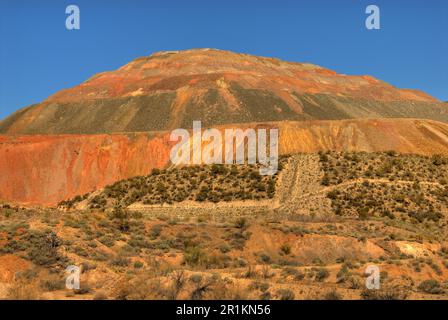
[2,119,448,206]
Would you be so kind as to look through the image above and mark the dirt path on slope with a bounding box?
[276,154,332,216]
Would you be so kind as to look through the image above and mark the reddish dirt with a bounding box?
[0,255,30,282]
[46,49,437,103]
[0,133,175,206]
[1,118,448,206]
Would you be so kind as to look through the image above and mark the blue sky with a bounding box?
[0,0,447,120]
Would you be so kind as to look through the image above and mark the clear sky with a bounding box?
[0,0,447,120]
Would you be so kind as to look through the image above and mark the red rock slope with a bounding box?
[1,119,448,206]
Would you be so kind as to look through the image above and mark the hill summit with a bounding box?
[1,49,447,134]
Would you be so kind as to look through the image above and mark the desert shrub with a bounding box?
[90,249,111,261]
[72,246,88,257]
[74,283,92,295]
[190,275,217,300]
[110,256,131,267]
[432,154,447,166]
[417,280,444,294]
[314,268,329,282]
[25,231,65,266]
[293,270,305,281]
[241,266,257,279]
[249,281,270,292]
[15,269,38,281]
[258,252,271,264]
[64,218,83,228]
[219,244,231,253]
[260,265,274,279]
[426,260,443,275]
[211,164,228,175]
[336,264,350,283]
[327,190,339,200]
[281,267,299,277]
[235,257,248,267]
[98,235,115,247]
[40,276,65,291]
[357,207,370,220]
[81,262,97,273]
[7,281,41,300]
[324,290,342,300]
[347,276,362,289]
[234,217,249,229]
[127,235,150,249]
[321,174,330,186]
[319,153,329,162]
[361,287,407,300]
[260,291,272,300]
[90,195,107,209]
[183,247,207,267]
[149,224,164,239]
[109,206,131,231]
[0,239,26,254]
[276,289,295,300]
[3,208,14,217]
[115,276,164,300]
[280,243,291,255]
[164,270,186,300]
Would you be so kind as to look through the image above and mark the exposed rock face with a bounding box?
[1,119,448,206]
[0,133,174,205]
[1,49,447,134]
[278,118,448,155]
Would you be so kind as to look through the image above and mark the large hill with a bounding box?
[1,49,448,206]
[1,49,447,134]
[1,50,448,300]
